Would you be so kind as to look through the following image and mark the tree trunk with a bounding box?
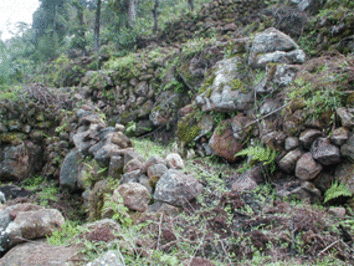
[152,0,159,34]
[94,0,101,52]
[127,0,136,28]
[188,0,194,12]
[77,4,86,56]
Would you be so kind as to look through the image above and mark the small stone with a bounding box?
[330,127,349,146]
[285,137,300,150]
[165,153,184,169]
[299,129,323,149]
[328,207,346,218]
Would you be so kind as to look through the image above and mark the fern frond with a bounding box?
[324,181,352,203]
[235,145,277,165]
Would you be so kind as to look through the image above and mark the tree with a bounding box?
[72,0,87,55]
[94,0,102,52]
[109,0,137,28]
[152,0,159,34]
[188,0,194,12]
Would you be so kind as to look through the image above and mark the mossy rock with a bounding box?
[0,132,26,145]
[177,112,201,144]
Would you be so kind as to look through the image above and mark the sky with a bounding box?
[0,0,40,41]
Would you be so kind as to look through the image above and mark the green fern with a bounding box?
[235,145,278,173]
[324,181,353,203]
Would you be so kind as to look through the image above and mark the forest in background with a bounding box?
[0,0,209,87]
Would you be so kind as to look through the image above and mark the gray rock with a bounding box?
[93,143,120,168]
[60,149,81,191]
[311,138,341,165]
[135,120,154,136]
[85,250,124,266]
[143,156,165,174]
[195,57,253,112]
[154,170,203,206]
[295,152,322,180]
[120,170,144,184]
[256,64,298,93]
[123,158,143,173]
[296,0,324,15]
[81,70,113,90]
[72,131,93,156]
[108,155,124,179]
[147,164,168,180]
[248,27,299,66]
[278,148,303,173]
[255,49,306,68]
[124,149,144,165]
[285,137,300,150]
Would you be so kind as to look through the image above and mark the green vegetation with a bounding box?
[102,193,132,227]
[235,145,278,173]
[324,181,353,204]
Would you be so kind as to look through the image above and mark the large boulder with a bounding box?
[154,169,203,206]
[0,204,65,252]
[0,240,81,266]
[195,57,253,112]
[0,142,42,182]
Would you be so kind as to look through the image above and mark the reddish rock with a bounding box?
[328,207,346,218]
[209,120,243,162]
[0,240,82,266]
[114,183,151,212]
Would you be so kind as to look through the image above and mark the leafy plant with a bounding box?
[46,221,83,246]
[235,145,278,173]
[324,181,353,203]
[101,193,132,227]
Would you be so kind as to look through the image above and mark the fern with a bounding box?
[324,181,353,203]
[236,145,277,166]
